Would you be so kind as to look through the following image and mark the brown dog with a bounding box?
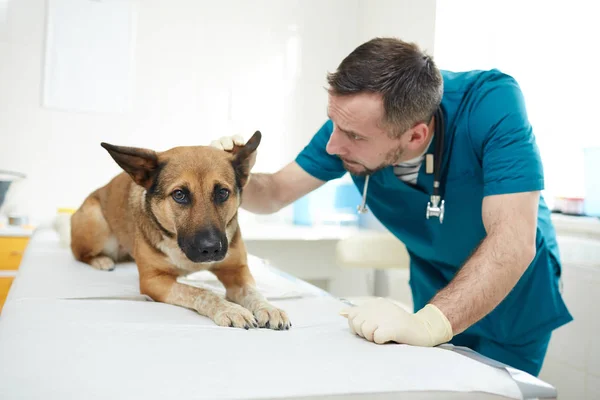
[70,131,290,330]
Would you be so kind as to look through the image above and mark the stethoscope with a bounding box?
[357,106,446,223]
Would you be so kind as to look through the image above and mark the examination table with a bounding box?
[0,229,558,399]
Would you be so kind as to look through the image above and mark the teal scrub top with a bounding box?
[295,69,573,345]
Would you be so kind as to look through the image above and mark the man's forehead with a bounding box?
[327,93,387,133]
[328,92,383,115]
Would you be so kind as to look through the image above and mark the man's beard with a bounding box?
[341,144,405,177]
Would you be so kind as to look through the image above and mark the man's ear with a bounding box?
[231,131,261,189]
[404,122,430,150]
[100,143,160,190]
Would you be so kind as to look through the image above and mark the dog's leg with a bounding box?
[135,241,258,329]
[213,266,291,330]
[140,270,259,329]
[70,195,116,271]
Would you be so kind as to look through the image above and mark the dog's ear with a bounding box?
[100,143,159,190]
[231,131,261,189]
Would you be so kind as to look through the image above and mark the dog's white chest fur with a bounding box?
[156,239,215,273]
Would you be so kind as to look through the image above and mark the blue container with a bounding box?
[333,182,362,213]
[292,194,312,226]
[292,179,362,226]
[584,147,600,217]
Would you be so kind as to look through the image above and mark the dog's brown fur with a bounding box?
[70,132,290,330]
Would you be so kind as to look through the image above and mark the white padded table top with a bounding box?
[0,229,557,400]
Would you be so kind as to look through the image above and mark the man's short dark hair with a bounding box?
[326,37,443,137]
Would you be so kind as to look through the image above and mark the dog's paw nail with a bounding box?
[265,321,270,329]
[278,323,283,330]
[244,325,249,330]
[90,256,116,271]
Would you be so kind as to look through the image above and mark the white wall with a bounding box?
[357,0,436,55]
[0,0,434,223]
[0,0,347,220]
[0,0,438,224]
[433,0,600,203]
[539,235,600,399]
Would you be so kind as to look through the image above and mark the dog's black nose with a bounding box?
[197,236,222,256]
[179,228,227,263]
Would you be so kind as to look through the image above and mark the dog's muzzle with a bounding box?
[178,228,228,263]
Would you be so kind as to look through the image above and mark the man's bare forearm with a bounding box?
[430,231,535,335]
[240,173,282,214]
[239,162,325,215]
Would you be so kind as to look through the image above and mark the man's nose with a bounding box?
[326,128,347,156]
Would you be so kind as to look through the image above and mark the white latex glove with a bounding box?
[340,297,453,346]
[210,135,245,151]
[210,134,258,172]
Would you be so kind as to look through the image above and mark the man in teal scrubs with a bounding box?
[211,37,572,376]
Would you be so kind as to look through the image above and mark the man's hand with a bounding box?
[210,135,257,171]
[208,136,325,215]
[210,135,245,151]
[340,298,453,346]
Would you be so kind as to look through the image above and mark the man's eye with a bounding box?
[172,190,189,204]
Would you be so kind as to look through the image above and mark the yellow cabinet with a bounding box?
[0,227,33,314]
[0,237,29,270]
[0,276,14,313]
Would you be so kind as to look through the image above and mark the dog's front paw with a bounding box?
[213,303,258,330]
[254,304,291,330]
[89,255,115,271]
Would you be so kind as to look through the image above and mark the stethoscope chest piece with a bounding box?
[426,195,445,224]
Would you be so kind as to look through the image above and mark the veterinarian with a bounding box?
[211,37,572,377]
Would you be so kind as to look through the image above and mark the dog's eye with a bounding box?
[216,188,230,203]
[172,190,188,204]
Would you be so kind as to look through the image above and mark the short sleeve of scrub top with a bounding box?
[467,74,545,197]
[295,119,347,182]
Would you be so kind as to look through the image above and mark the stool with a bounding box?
[335,230,411,309]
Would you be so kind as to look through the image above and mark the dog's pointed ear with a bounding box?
[231,131,261,189]
[100,143,159,190]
